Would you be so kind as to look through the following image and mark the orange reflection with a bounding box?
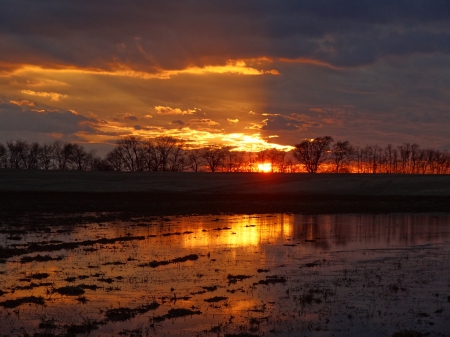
[180,214,294,249]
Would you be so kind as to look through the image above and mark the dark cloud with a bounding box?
[114,113,138,122]
[262,115,322,131]
[0,102,98,135]
[1,0,449,71]
[172,120,184,125]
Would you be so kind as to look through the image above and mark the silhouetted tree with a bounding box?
[266,148,286,172]
[26,142,41,169]
[7,140,29,169]
[187,149,205,172]
[38,143,54,170]
[201,146,227,172]
[52,141,76,170]
[115,136,144,171]
[330,141,353,173]
[155,136,181,171]
[293,136,334,173]
[231,151,247,172]
[0,143,7,168]
[105,147,125,171]
[70,144,89,170]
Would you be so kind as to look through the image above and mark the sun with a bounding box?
[257,163,272,172]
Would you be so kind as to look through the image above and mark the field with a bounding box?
[0,170,450,215]
[1,171,450,337]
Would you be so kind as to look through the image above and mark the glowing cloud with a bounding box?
[10,100,36,107]
[20,90,67,101]
[175,59,280,76]
[155,106,196,115]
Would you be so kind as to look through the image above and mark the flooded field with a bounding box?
[1,213,450,337]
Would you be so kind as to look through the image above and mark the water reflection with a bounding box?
[158,213,450,251]
[0,213,449,337]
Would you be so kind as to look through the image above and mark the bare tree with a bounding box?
[330,141,353,173]
[0,143,7,168]
[231,151,247,172]
[27,142,41,169]
[187,149,205,172]
[383,144,397,173]
[38,143,55,170]
[115,136,144,171]
[166,139,186,172]
[105,147,125,171]
[201,146,227,172]
[155,136,184,171]
[293,136,334,173]
[83,150,103,171]
[256,149,269,166]
[142,140,159,171]
[52,141,76,170]
[266,148,286,172]
[71,144,88,170]
[7,140,29,169]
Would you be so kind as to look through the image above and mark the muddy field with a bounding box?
[1,172,449,336]
[1,213,450,337]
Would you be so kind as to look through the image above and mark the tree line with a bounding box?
[293,136,450,174]
[0,136,449,174]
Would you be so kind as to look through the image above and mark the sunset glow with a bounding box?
[258,163,272,172]
[0,1,449,154]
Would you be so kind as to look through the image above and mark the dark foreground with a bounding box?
[1,170,450,216]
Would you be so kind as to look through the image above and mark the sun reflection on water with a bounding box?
[1,213,450,336]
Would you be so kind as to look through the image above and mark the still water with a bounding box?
[0,213,449,336]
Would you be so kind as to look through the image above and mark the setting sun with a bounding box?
[258,163,272,172]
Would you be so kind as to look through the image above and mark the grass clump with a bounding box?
[0,295,45,308]
[105,302,160,322]
[54,286,85,296]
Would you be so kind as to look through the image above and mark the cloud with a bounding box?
[262,116,300,131]
[0,102,99,136]
[155,106,196,115]
[113,113,138,122]
[172,120,184,125]
[189,119,220,126]
[10,99,36,107]
[1,1,449,74]
[123,113,138,121]
[227,118,239,123]
[20,90,67,101]
[262,115,322,131]
[1,1,450,151]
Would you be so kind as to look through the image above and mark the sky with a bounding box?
[1,0,450,154]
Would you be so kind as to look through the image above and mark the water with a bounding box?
[0,213,449,336]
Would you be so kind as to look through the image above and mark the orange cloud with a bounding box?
[10,99,36,107]
[155,106,196,115]
[20,89,67,101]
[91,120,293,152]
[189,118,220,126]
[7,58,279,81]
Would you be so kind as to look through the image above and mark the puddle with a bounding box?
[0,213,450,336]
